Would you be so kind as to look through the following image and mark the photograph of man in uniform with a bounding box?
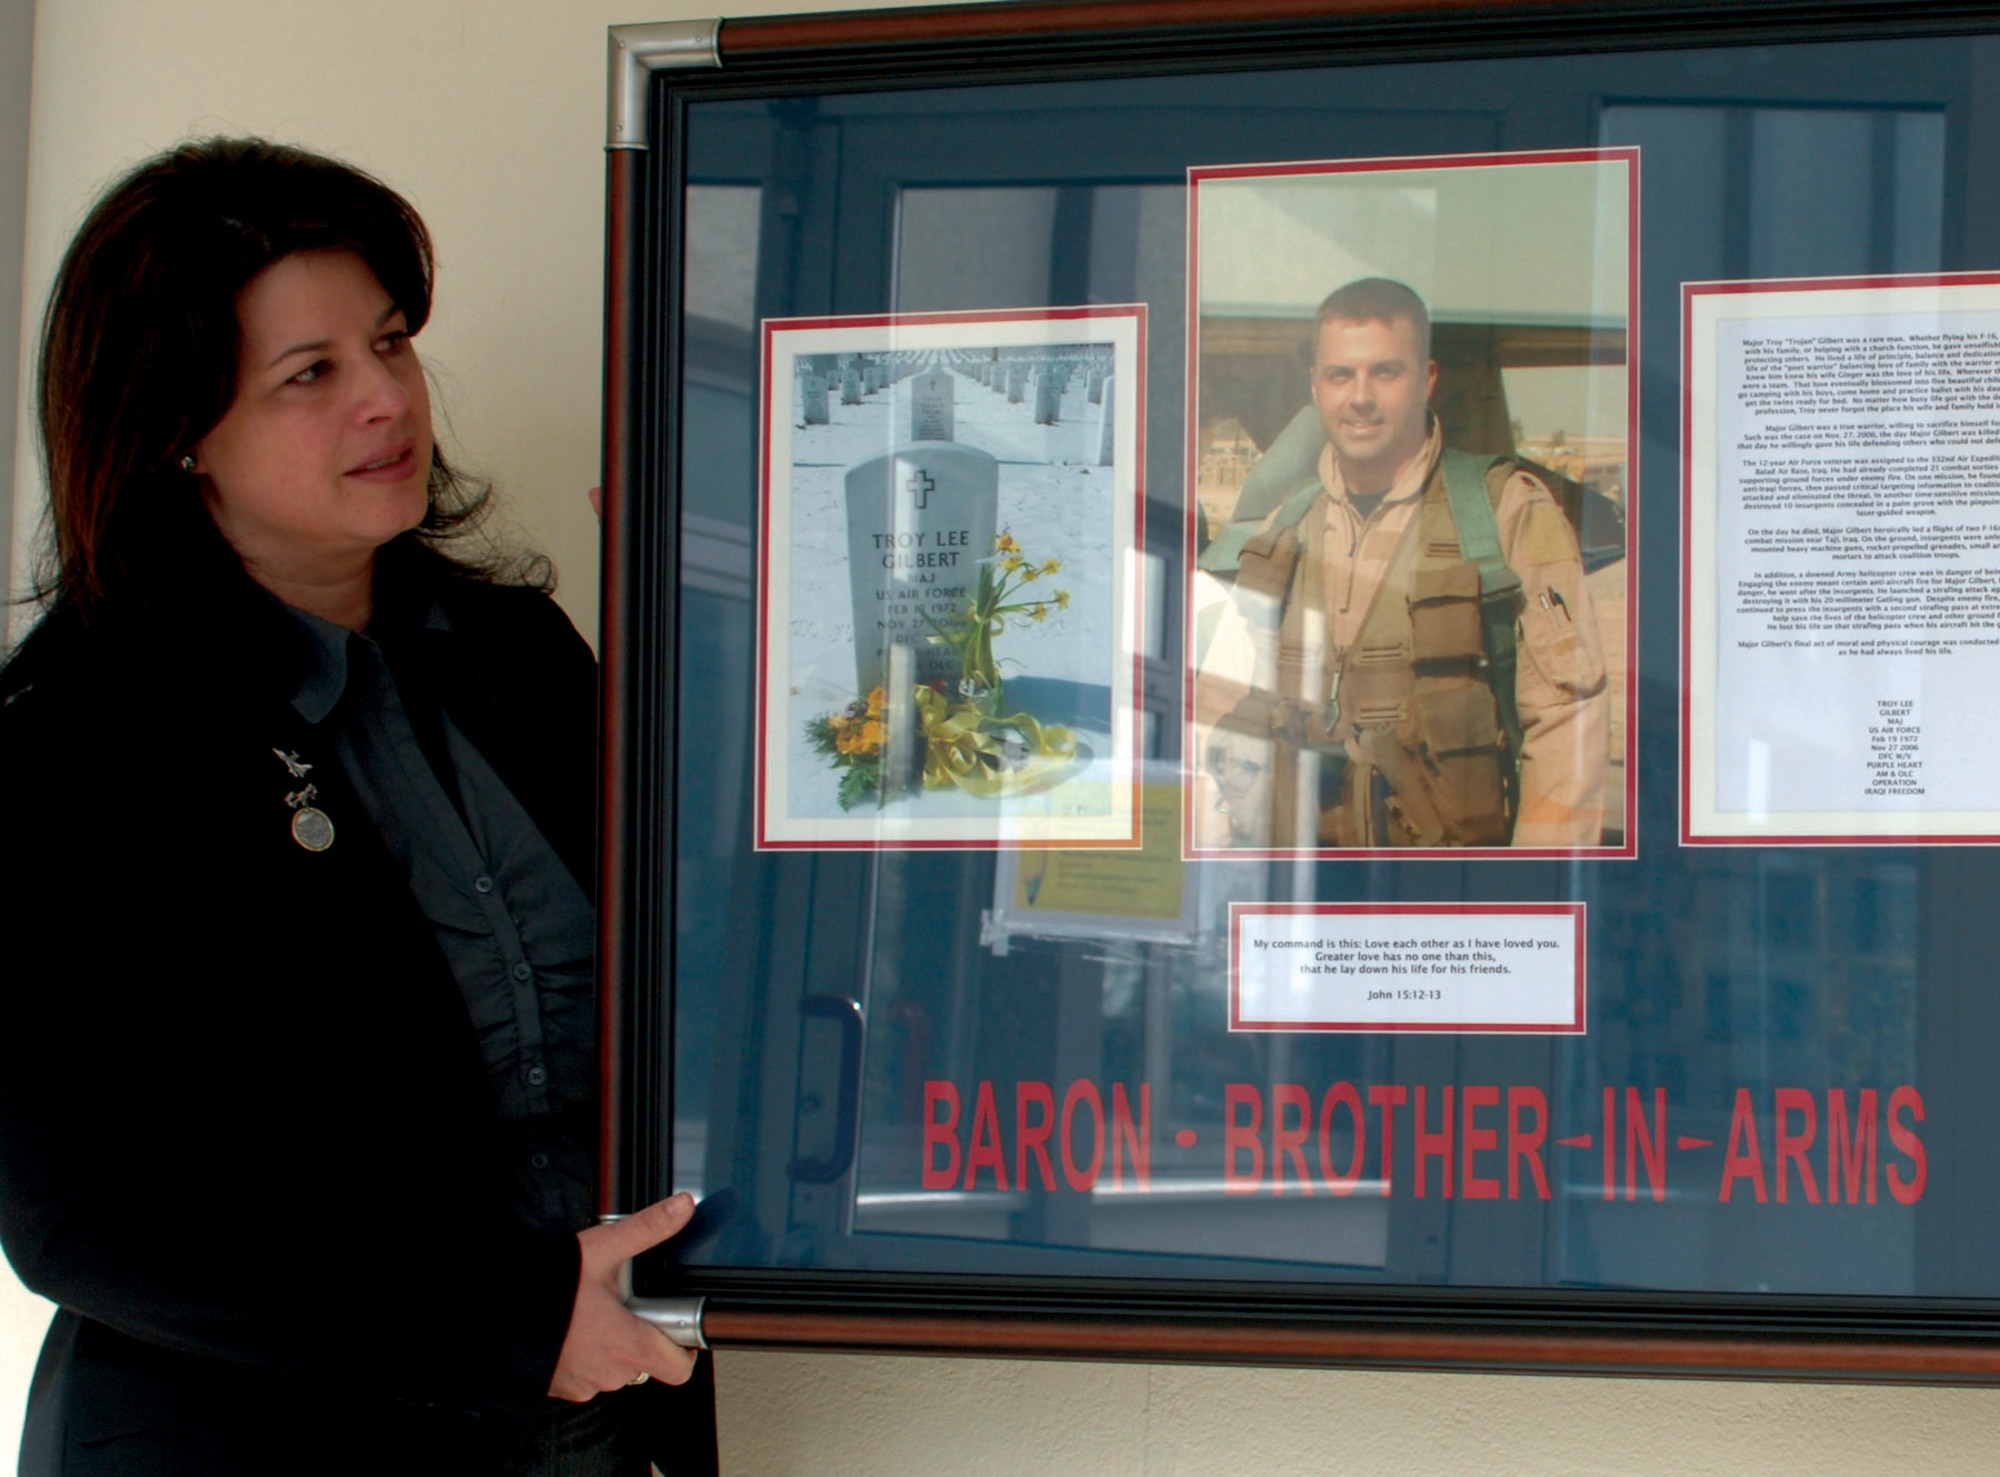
[1191,272,1618,852]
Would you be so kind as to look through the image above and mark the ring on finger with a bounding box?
[627,1371,651,1386]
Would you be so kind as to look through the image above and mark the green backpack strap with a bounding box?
[1230,404,1326,528]
[1199,405,1329,577]
[1440,448,1524,762]
[1200,474,1323,581]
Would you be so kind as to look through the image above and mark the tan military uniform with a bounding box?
[1194,420,1609,849]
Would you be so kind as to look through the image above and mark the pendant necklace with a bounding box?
[274,748,336,852]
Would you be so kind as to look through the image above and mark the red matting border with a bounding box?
[1227,901,1586,1033]
[1181,147,1641,862]
[753,303,1148,852]
[1679,270,2000,848]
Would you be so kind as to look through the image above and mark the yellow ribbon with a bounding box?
[913,686,1077,798]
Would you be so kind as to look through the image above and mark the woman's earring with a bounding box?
[179,455,197,474]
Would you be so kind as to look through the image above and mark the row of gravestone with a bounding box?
[944,360,1117,467]
[794,355,1114,466]
[795,354,918,426]
[957,357,1111,428]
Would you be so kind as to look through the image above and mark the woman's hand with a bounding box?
[548,1193,699,1400]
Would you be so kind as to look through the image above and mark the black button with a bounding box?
[526,1065,547,1086]
[530,1152,550,1170]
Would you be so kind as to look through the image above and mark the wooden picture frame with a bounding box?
[601,0,2000,1382]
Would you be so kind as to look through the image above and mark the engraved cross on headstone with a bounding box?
[845,445,1000,696]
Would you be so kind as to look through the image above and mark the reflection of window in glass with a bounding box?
[1748,110,1944,279]
[1763,872,1817,953]
[895,187,1061,311]
[1499,366,1627,446]
[1703,971,1732,1043]
[1132,550,1165,662]
[680,186,761,524]
[1499,362,1629,515]
[672,183,764,1204]
[684,183,762,329]
[1602,104,1945,278]
[1770,976,1810,1043]
[894,183,1182,314]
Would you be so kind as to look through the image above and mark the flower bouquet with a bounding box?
[807,531,1079,810]
[805,686,891,813]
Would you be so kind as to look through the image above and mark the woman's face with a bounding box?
[194,249,432,595]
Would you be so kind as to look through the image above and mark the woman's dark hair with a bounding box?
[36,136,516,617]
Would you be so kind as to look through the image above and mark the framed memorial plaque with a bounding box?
[602,0,2000,1384]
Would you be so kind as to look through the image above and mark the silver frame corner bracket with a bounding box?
[607,20,722,149]
[629,1295,710,1350]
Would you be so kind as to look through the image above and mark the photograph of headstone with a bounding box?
[757,307,1147,849]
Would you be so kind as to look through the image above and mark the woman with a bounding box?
[0,139,712,1474]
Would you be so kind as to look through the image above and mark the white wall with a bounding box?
[9,0,944,643]
[0,0,28,615]
[8,0,2000,1471]
[717,1354,2000,1475]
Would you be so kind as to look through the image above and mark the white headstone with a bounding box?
[911,367,955,442]
[1006,364,1027,404]
[1091,374,1115,466]
[841,366,863,405]
[801,374,830,425]
[844,444,1000,697]
[1033,367,1061,426]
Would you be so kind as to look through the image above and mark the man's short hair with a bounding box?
[1314,278,1431,362]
